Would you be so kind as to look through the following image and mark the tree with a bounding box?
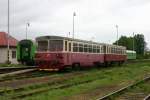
[113,36,133,50]
[134,34,146,55]
[113,34,146,56]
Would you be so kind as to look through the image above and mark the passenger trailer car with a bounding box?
[35,36,127,71]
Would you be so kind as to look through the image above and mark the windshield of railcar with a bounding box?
[49,40,63,51]
[37,41,48,51]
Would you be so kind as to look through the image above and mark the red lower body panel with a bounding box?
[105,54,127,62]
[35,52,127,70]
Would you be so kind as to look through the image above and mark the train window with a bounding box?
[84,44,87,48]
[65,41,68,51]
[37,41,48,51]
[84,44,88,52]
[73,47,78,52]
[49,40,63,51]
[93,45,96,53]
[107,47,109,54]
[97,46,100,53]
[73,43,78,47]
[116,48,118,54]
[84,48,87,52]
[93,49,96,53]
[69,43,71,52]
[102,47,104,53]
[89,45,92,53]
[101,46,103,53]
[115,48,117,54]
[85,44,90,53]
[112,47,113,53]
[79,44,83,52]
[113,48,115,53]
[73,43,78,52]
[118,49,120,54]
[120,49,122,54]
[109,47,111,54]
[113,47,115,53]
[107,47,108,53]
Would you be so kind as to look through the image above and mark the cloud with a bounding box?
[0,0,150,48]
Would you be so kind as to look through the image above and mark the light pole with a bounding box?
[116,25,119,45]
[133,32,135,51]
[67,32,70,38]
[26,22,30,39]
[7,0,10,63]
[73,12,76,39]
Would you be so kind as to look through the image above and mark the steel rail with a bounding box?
[97,75,150,100]
[0,66,36,70]
[144,94,150,100]
[0,68,36,78]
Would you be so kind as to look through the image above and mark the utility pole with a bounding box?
[7,0,10,63]
[133,32,135,51]
[116,25,119,45]
[26,22,30,39]
[73,12,76,39]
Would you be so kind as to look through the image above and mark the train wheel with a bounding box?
[72,63,81,70]
[94,62,100,68]
[104,62,108,67]
[118,61,122,66]
[64,66,72,72]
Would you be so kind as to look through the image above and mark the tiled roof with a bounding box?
[0,32,18,47]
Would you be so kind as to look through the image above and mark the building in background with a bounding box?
[0,32,18,64]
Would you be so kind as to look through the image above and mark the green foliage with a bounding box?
[144,51,150,59]
[114,34,146,56]
[134,34,146,55]
[114,36,133,50]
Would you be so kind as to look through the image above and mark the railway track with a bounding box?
[0,71,149,100]
[144,94,150,100]
[0,61,149,99]
[97,75,150,100]
[0,71,103,99]
[0,66,36,74]
[0,66,39,82]
[0,69,56,82]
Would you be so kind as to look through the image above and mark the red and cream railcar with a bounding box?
[35,36,126,71]
[104,44,127,65]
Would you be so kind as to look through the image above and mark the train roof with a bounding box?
[36,35,126,49]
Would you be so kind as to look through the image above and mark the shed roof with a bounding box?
[0,32,18,47]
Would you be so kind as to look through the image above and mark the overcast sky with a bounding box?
[0,0,150,48]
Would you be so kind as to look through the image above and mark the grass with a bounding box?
[1,61,150,100]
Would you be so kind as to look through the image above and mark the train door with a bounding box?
[23,44,31,60]
[64,40,72,65]
[104,45,107,62]
[68,41,72,64]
